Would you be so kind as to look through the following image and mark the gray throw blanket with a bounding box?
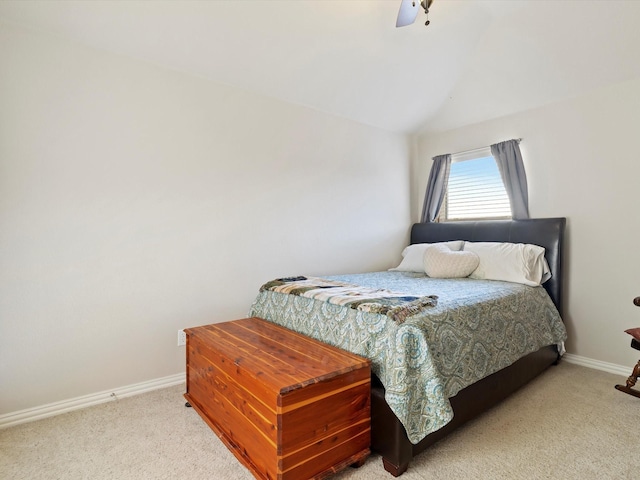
[259,276,438,324]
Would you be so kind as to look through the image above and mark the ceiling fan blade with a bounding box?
[396,0,420,28]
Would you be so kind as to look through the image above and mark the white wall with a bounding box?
[415,78,640,368]
[0,23,411,414]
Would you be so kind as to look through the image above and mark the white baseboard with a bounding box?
[0,372,185,430]
[0,354,632,430]
[563,353,631,377]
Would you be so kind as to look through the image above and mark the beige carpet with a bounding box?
[1,362,638,479]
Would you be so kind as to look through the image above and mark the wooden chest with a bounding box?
[184,317,371,480]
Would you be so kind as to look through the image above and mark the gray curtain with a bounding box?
[491,139,529,219]
[421,154,451,223]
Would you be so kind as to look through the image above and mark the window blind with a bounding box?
[443,149,512,221]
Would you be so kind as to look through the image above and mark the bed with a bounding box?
[248,218,567,476]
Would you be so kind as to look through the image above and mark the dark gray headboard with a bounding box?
[410,218,566,317]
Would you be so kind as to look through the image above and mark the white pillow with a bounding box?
[423,244,480,278]
[463,242,551,286]
[389,241,464,272]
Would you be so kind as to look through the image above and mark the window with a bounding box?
[438,147,512,221]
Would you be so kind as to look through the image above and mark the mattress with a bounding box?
[249,271,567,443]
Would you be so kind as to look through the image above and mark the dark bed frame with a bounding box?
[371,217,566,476]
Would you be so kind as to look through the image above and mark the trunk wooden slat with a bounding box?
[185,317,371,480]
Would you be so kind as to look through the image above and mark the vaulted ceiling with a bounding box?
[1,0,639,134]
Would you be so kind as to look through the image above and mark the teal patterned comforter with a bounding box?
[248,271,567,444]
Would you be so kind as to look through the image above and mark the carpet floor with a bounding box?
[1,362,638,479]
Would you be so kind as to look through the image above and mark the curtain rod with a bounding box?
[450,138,522,157]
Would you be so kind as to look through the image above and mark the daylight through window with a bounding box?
[439,147,512,221]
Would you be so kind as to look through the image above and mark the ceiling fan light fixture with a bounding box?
[396,0,434,28]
